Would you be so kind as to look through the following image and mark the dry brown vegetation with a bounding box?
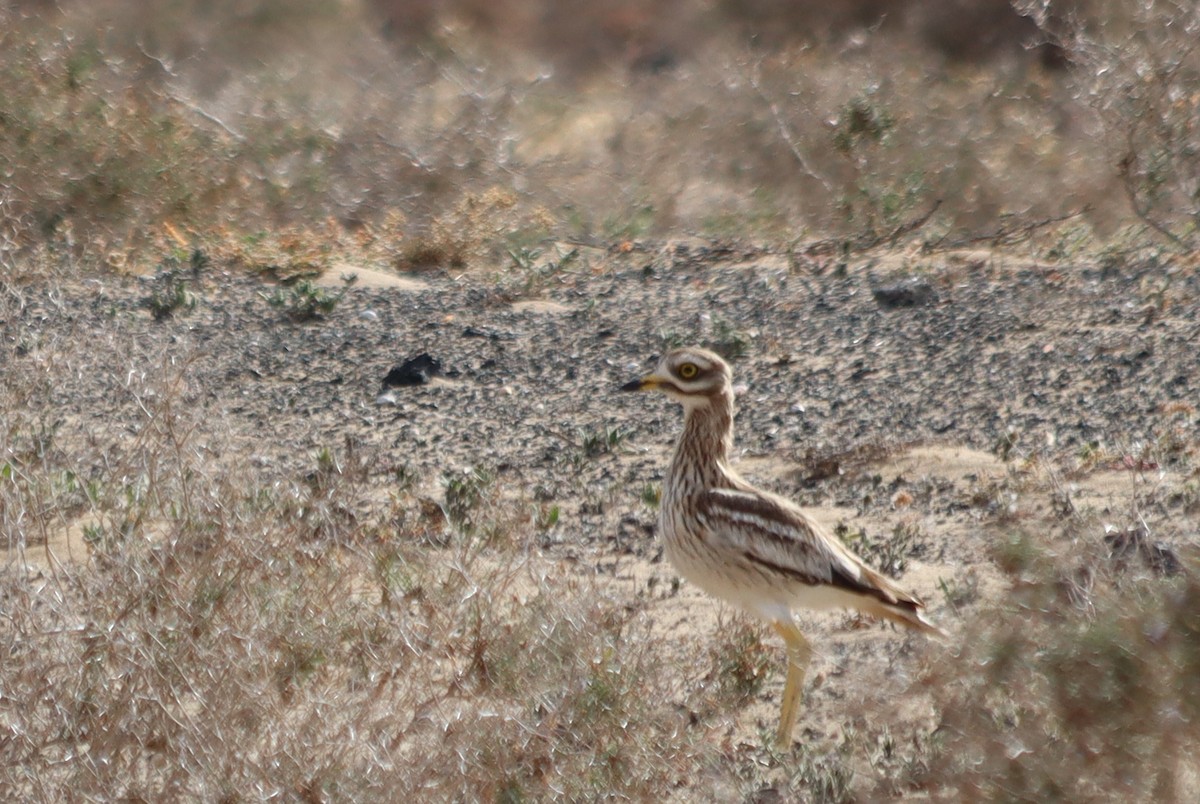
[3,0,1197,266]
[3,0,1200,800]
[0,380,678,799]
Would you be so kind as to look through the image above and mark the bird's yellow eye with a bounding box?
[678,362,699,380]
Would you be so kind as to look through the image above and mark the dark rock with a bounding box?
[383,353,443,387]
[872,278,938,309]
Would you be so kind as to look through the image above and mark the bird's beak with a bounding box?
[620,373,664,392]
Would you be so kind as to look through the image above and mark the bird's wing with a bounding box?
[694,486,923,610]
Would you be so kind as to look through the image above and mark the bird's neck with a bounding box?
[670,392,736,486]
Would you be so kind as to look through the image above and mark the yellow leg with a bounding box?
[771,619,812,748]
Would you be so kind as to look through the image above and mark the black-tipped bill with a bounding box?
[623,370,672,392]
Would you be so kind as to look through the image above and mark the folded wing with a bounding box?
[695,486,945,635]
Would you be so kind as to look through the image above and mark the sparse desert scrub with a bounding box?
[6,0,1191,269]
[924,530,1200,800]
[0,346,719,801]
[1020,0,1200,248]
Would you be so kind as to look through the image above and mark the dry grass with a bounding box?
[1020,0,1200,247]
[0,355,718,800]
[926,533,1200,800]
[908,427,1200,800]
[3,0,1196,267]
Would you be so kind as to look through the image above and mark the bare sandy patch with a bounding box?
[511,299,572,314]
[874,445,1008,485]
[3,516,92,575]
[316,264,431,291]
[1068,466,1180,512]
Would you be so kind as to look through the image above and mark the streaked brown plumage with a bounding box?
[622,347,943,746]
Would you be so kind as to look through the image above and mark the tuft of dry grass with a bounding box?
[907,418,1200,799]
[1020,0,1200,248]
[707,615,773,708]
[924,534,1200,800]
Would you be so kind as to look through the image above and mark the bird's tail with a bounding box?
[864,598,948,640]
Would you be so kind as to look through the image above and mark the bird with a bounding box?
[620,346,944,747]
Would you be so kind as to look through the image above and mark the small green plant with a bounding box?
[146,251,206,320]
[148,277,196,320]
[1075,439,1106,470]
[507,245,541,272]
[535,503,561,531]
[508,243,580,296]
[640,483,661,509]
[1044,222,1096,262]
[307,446,341,492]
[81,522,107,547]
[652,319,751,361]
[992,427,1019,462]
[273,639,327,700]
[657,329,688,350]
[833,95,896,154]
[14,420,60,463]
[991,529,1047,577]
[264,278,350,321]
[391,462,418,494]
[442,466,494,535]
[374,547,417,607]
[773,737,856,803]
[579,425,629,459]
[602,202,656,241]
[835,521,920,578]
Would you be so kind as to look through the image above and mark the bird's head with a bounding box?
[620,347,733,411]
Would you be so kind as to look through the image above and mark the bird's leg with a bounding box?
[771,619,812,748]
